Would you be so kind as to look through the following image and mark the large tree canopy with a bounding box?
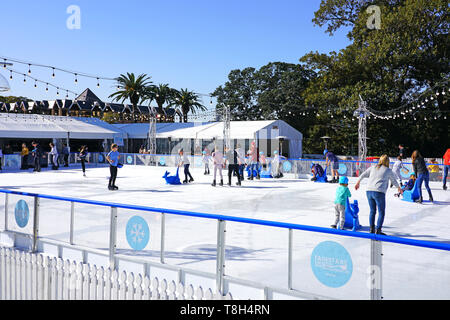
[213,0,449,157]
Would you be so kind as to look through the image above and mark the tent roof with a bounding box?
[0,113,120,139]
[112,120,303,141]
[157,120,303,140]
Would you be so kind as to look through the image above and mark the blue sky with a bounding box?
[0,0,350,107]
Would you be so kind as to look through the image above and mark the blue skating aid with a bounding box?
[163,168,182,185]
[313,168,328,183]
[260,164,273,179]
[246,166,261,178]
[342,198,361,231]
[402,181,420,203]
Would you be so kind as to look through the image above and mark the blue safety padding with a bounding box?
[402,180,420,203]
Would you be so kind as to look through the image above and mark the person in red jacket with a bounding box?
[443,148,450,190]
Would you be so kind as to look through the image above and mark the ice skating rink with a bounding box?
[1,164,450,299]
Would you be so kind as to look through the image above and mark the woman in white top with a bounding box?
[49,142,59,170]
[178,149,194,184]
[211,147,224,187]
[355,155,403,235]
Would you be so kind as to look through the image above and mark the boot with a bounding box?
[211,180,216,187]
[444,185,448,191]
[219,179,224,186]
[370,226,375,234]
[189,177,194,183]
[429,192,434,203]
[415,196,423,204]
[376,228,386,236]
[227,179,232,186]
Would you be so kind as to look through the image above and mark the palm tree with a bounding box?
[109,73,153,115]
[146,84,178,116]
[172,89,207,123]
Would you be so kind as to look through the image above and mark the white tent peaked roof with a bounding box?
[0,113,119,139]
[159,120,302,140]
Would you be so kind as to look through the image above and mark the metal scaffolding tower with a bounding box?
[354,95,370,170]
[223,105,231,152]
[148,112,157,164]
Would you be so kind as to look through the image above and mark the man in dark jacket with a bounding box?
[31,141,42,172]
[225,146,242,186]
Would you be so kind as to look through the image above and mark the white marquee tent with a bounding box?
[0,113,119,139]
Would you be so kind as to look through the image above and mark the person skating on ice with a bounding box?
[106,143,121,191]
[324,149,339,183]
[211,146,224,187]
[202,150,211,175]
[248,141,260,180]
[178,149,194,184]
[225,146,242,187]
[49,142,59,170]
[31,141,41,172]
[79,145,88,177]
[271,150,286,178]
[392,156,404,187]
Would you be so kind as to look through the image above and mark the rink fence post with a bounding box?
[109,207,118,270]
[288,228,293,290]
[32,196,40,253]
[370,239,383,300]
[160,213,166,264]
[216,219,226,297]
[69,202,75,245]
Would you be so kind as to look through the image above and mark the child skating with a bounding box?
[106,143,121,191]
[178,149,194,184]
[202,150,211,175]
[331,176,352,230]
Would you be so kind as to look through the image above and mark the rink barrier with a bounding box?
[1,188,450,300]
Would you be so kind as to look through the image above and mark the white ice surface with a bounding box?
[1,164,449,300]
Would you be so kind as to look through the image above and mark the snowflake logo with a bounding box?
[126,216,150,251]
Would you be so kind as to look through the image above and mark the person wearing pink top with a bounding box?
[211,147,224,187]
[248,141,260,180]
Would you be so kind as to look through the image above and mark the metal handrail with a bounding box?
[1,188,449,252]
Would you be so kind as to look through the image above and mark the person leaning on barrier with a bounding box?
[355,155,402,235]
[20,143,29,170]
[443,148,450,191]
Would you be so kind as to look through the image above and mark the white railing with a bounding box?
[0,247,232,301]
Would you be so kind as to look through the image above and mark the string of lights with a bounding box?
[1,55,116,82]
[1,55,216,99]
[6,67,79,98]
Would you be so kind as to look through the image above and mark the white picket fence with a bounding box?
[0,247,232,300]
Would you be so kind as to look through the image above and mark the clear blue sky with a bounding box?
[0,0,350,106]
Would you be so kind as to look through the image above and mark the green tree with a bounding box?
[146,83,178,115]
[301,0,449,156]
[172,89,207,123]
[109,73,153,115]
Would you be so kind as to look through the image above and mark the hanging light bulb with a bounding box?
[97,78,100,88]
[9,71,12,80]
[3,59,6,69]
[46,83,49,91]
[28,64,31,74]
[23,74,26,83]
[34,80,37,88]
[52,68,55,78]
[57,87,60,95]
[74,74,78,84]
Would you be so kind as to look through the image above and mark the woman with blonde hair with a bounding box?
[355,155,402,235]
[411,150,433,203]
